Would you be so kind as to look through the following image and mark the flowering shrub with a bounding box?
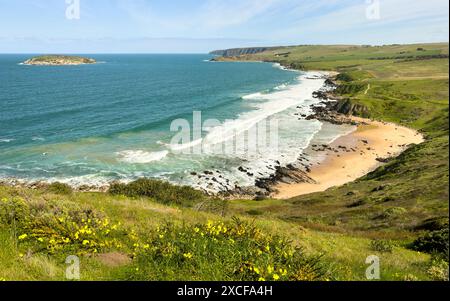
[0,197,127,256]
[127,218,328,281]
[1,197,328,281]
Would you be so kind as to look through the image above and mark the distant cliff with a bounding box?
[209,47,279,57]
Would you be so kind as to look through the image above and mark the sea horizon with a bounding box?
[0,54,353,193]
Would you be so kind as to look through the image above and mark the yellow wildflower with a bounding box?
[183,253,194,259]
[18,234,28,240]
[258,277,266,281]
[273,274,280,280]
[82,240,90,245]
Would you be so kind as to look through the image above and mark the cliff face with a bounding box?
[209,47,278,57]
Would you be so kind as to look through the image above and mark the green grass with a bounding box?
[1,43,448,281]
[223,43,449,279]
[0,183,440,281]
[222,43,448,238]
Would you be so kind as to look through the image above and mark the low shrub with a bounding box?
[125,218,330,281]
[109,178,207,207]
[47,182,73,195]
[0,197,127,256]
[379,207,407,219]
[426,255,449,281]
[370,239,396,253]
[411,229,449,258]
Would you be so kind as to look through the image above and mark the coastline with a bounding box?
[0,64,426,199]
[273,116,425,199]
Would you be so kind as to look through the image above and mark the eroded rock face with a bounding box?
[209,47,278,57]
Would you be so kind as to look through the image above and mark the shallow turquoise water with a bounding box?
[0,54,350,192]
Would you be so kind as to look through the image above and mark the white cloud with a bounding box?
[270,0,449,44]
[117,0,281,36]
[196,0,280,28]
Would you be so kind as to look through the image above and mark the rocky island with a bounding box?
[23,55,96,66]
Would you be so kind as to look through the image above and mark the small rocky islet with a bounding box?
[22,55,96,66]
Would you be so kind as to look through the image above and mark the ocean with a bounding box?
[0,54,354,193]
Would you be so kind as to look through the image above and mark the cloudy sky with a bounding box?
[0,0,448,53]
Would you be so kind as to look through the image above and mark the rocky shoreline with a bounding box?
[0,69,359,200]
[217,71,365,199]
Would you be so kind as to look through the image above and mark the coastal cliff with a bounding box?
[209,47,279,57]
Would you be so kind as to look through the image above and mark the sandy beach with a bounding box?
[273,117,425,199]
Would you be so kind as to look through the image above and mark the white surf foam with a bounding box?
[168,138,203,152]
[116,150,168,164]
[179,71,330,193]
[203,72,326,147]
[242,92,264,100]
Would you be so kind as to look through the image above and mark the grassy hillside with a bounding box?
[0,183,437,281]
[1,43,448,281]
[223,43,449,237]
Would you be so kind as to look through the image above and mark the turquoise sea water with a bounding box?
[0,54,352,192]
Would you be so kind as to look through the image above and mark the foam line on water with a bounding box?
[203,72,326,147]
[116,150,169,164]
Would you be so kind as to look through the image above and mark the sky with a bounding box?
[0,0,448,53]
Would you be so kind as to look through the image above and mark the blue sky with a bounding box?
[0,0,448,53]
